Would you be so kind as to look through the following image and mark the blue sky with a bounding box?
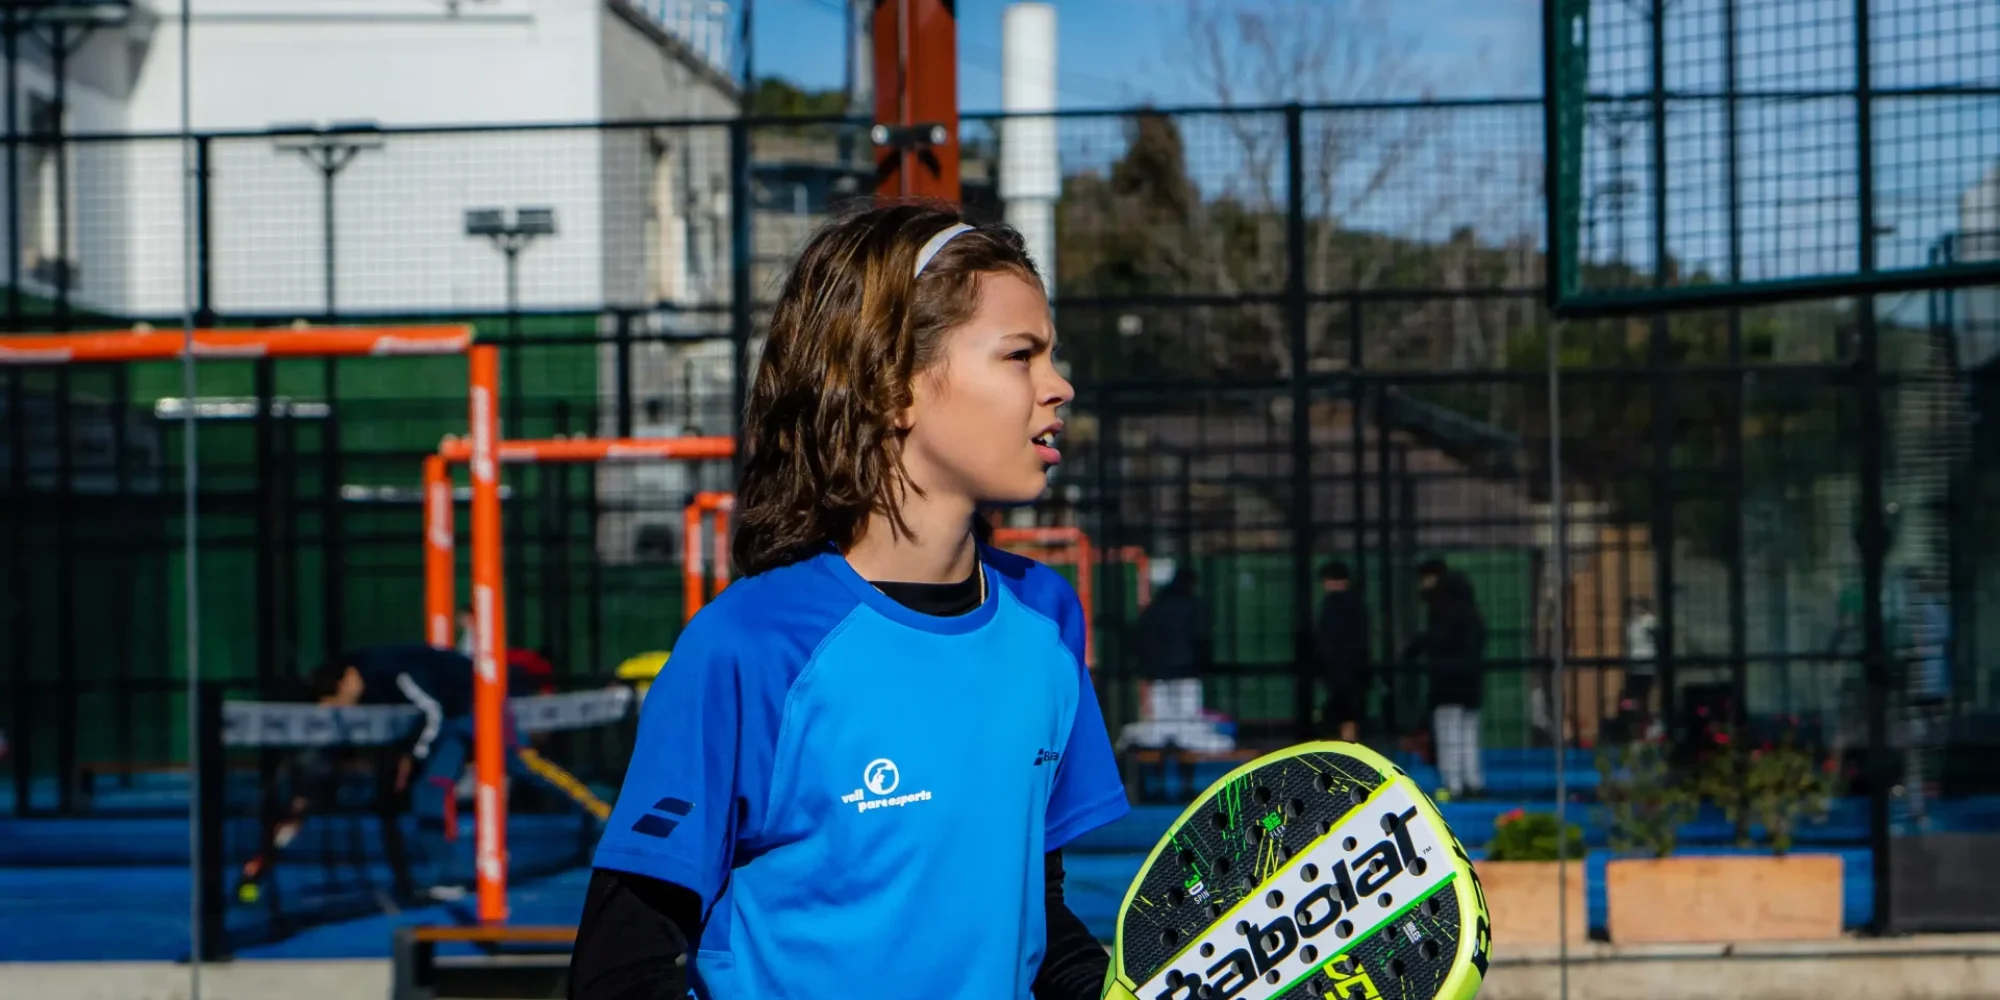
[749,0,1546,111]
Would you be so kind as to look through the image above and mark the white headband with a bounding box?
[913,223,974,277]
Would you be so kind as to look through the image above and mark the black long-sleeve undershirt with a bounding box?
[568,852,1108,1000]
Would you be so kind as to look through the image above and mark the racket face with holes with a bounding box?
[1101,742,1490,1000]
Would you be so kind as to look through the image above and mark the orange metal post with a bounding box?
[426,438,736,636]
[423,455,455,649]
[682,491,735,621]
[986,531,1153,663]
[467,345,509,924]
[436,435,736,464]
[872,0,960,202]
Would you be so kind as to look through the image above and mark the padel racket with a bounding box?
[1102,742,1490,1000]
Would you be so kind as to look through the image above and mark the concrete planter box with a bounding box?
[1474,860,1589,948]
[1606,854,1843,943]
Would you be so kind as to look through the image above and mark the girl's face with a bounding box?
[898,270,1073,509]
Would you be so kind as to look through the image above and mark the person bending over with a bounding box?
[310,642,611,898]
[567,204,1130,1000]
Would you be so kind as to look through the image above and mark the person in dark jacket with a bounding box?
[1132,567,1211,721]
[1407,559,1487,798]
[1315,560,1371,742]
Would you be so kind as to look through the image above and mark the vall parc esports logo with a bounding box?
[840,757,934,814]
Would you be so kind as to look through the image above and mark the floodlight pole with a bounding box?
[276,124,383,675]
[465,208,556,341]
[4,4,18,331]
[274,125,384,319]
[17,4,128,331]
[466,206,555,637]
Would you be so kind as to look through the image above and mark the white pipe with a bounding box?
[1000,2,1058,299]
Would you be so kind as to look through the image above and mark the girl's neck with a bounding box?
[842,491,979,585]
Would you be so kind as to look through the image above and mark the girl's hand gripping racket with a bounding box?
[1102,742,1491,1000]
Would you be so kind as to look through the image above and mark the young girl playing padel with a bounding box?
[568,204,1131,1000]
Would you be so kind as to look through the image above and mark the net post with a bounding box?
[424,453,455,649]
[194,679,227,962]
[712,497,733,592]
[468,345,509,924]
[1126,547,1153,609]
[683,500,705,622]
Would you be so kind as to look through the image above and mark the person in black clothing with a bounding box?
[1406,559,1487,799]
[1315,560,1371,742]
[309,643,611,899]
[1132,567,1211,719]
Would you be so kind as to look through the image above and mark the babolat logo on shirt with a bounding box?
[631,796,694,838]
[1136,782,1451,1000]
[1033,749,1062,766]
[837,757,934,813]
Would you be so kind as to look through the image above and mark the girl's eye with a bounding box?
[1008,349,1033,363]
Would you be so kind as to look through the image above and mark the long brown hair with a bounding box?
[731,202,1043,578]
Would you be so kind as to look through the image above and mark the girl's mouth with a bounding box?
[1032,431,1060,464]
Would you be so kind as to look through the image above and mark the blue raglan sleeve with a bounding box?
[591,620,756,908]
[1044,579,1132,852]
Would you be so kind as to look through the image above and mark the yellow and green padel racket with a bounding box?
[1102,742,1491,1000]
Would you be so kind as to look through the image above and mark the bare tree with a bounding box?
[1145,0,1534,375]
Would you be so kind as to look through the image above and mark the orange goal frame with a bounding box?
[421,436,737,648]
[0,323,559,923]
[990,526,1155,667]
[682,490,736,623]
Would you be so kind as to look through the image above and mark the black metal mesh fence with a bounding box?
[2,95,1997,936]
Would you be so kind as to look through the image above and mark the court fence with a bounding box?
[2,94,1998,940]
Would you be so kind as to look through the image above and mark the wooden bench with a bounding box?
[391,924,578,1000]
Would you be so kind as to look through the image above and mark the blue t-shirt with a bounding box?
[592,544,1131,1000]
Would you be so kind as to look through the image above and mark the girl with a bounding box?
[570,204,1130,1000]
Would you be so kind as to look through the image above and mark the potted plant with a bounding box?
[1603,723,1845,943]
[1473,808,1589,946]
[1596,736,1703,942]
[1680,720,1846,941]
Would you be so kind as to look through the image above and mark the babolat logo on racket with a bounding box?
[1138,782,1450,1000]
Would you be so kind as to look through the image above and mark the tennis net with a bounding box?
[193,682,634,958]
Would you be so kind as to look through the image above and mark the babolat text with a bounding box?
[1137,783,1451,1000]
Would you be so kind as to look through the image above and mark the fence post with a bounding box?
[4,5,18,331]
[194,679,227,962]
[614,310,634,438]
[195,135,214,325]
[1854,0,1894,936]
[54,366,76,814]
[255,359,276,685]
[729,117,753,487]
[1284,103,1313,742]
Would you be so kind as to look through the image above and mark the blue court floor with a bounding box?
[6,749,1994,963]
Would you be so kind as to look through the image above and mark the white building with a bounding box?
[3,0,741,325]
[4,0,746,563]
